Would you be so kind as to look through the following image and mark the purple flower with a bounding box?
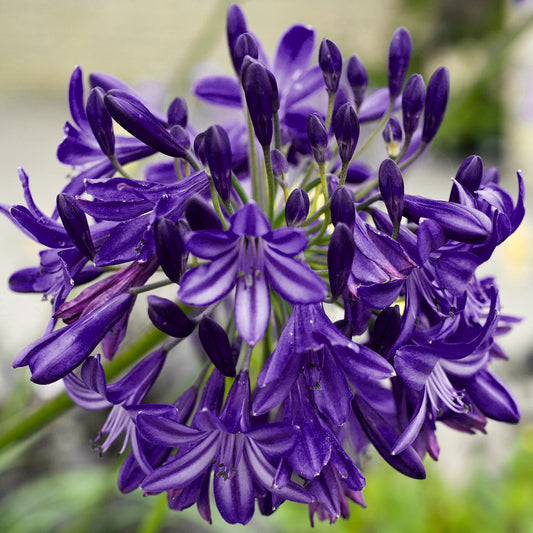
[64,349,166,454]
[136,371,313,525]
[178,202,327,345]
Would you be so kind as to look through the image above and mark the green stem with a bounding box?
[352,101,394,160]
[262,144,275,221]
[246,112,262,207]
[0,326,166,453]
[325,92,335,130]
[273,111,282,151]
[231,173,249,205]
[110,155,136,180]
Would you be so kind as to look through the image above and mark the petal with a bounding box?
[178,249,238,306]
[185,230,239,259]
[273,25,315,89]
[26,293,134,384]
[391,389,428,455]
[235,273,270,346]
[141,431,218,493]
[214,454,254,525]
[193,75,242,108]
[136,412,206,447]
[264,247,327,304]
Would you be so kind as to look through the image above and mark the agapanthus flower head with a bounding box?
[3,4,524,528]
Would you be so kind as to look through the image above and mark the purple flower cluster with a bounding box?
[3,4,525,526]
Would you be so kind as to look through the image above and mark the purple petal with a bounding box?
[141,431,218,493]
[22,293,134,384]
[136,412,206,447]
[193,75,242,108]
[185,230,239,259]
[273,25,315,89]
[235,272,270,346]
[214,454,255,524]
[264,247,327,304]
[178,248,239,306]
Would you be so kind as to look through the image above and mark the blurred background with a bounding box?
[1,0,533,531]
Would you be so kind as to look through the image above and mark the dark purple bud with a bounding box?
[193,131,207,166]
[227,3,248,73]
[449,155,483,203]
[56,193,96,260]
[198,317,236,377]
[388,27,412,100]
[378,159,404,231]
[402,74,425,137]
[184,195,223,231]
[319,38,343,94]
[346,54,368,108]
[154,217,187,283]
[352,394,426,479]
[169,125,190,152]
[242,61,276,146]
[204,125,232,203]
[346,160,373,184]
[285,188,309,227]
[457,155,483,192]
[370,306,402,355]
[306,113,328,164]
[422,67,449,144]
[330,186,355,229]
[105,90,188,159]
[328,222,355,300]
[86,87,115,158]
[233,33,259,74]
[167,97,188,128]
[382,117,403,158]
[271,149,288,179]
[147,295,195,338]
[333,103,359,164]
[266,69,280,114]
[16,293,134,384]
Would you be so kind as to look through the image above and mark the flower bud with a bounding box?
[105,90,188,158]
[198,317,237,377]
[167,97,188,128]
[193,131,207,166]
[402,74,425,137]
[330,186,355,229]
[184,195,223,231]
[328,222,355,300]
[86,87,115,158]
[382,117,403,158]
[333,103,359,164]
[56,193,96,260]
[422,67,449,144]
[233,33,259,74]
[388,27,412,100]
[169,125,190,152]
[271,149,289,179]
[147,295,195,338]
[319,38,342,94]
[378,159,404,232]
[227,3,248,73]
[285,188,309,227]
[242,61,277,146]
[346,54,368,108]
[449,155,483,203]
[204,125,232,203]
[306,113,328,164]
[154,217,187,283]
